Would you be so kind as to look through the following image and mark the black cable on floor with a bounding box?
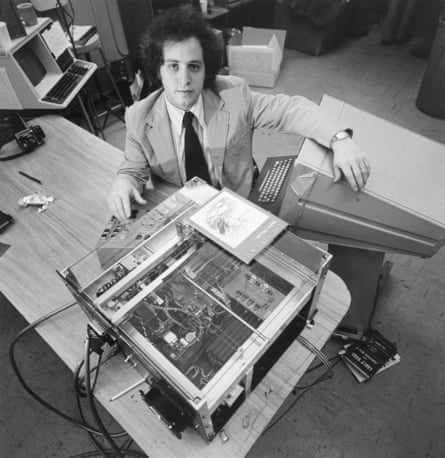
[72,350,147,458]
[9,300,140,450]
[8,301,107,435]
[261,358,342,436]
[84,327,124,458]
[74,359,112,458]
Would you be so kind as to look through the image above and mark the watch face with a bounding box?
[335,131,350,141]
[329,130,351,150]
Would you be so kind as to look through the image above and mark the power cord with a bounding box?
[260,335,340,436]
[261,359,341,436]
[84,326,123,457]
[294,335,334,388]
[64,0,75,28]
[9,301,146,457]
[74,358,122,457]
[72,345,147,458]
[9,301,102,434]
[56,0,77,57]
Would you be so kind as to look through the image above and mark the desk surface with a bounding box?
[0,116,350,457]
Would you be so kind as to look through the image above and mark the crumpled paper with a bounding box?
[18,193,54,213]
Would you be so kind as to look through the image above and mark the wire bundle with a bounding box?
[9,301,147,458]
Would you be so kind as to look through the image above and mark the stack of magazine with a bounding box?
[339,329,400,383]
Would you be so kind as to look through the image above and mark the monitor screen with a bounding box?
[14,42,46,87]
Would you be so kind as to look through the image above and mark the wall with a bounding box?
[69,0,128,64]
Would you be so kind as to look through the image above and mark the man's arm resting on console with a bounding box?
[248,89,370,190]
[248,89,345,147]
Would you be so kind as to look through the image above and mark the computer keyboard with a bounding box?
[42,63,90,104]
[257,157,294,203]
[249,155,296,216]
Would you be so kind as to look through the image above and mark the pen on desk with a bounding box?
[19,171,43,185]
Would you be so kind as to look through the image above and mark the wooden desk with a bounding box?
[0,116,350,457]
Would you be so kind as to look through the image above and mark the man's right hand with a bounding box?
[108,179,147,221]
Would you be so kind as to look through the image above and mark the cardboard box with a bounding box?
[273,0,352,56]
[227,27,287,88]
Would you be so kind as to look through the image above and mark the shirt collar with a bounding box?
[165,94,205,134]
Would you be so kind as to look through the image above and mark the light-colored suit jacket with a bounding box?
[118,75,345,198]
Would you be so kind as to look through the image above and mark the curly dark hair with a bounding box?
[140,7,224,89]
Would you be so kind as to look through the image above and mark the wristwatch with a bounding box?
[329,129,353,150]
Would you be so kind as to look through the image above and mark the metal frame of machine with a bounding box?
[59,179,331,441]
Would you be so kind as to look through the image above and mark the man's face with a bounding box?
[159,37,205,111]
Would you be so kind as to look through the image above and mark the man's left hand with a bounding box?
[332,138,371,191]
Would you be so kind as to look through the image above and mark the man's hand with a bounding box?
[108,178,147,221]
[332,138,371,191]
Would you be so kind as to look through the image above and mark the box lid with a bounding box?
[227,27,287,84]
[242,27,287,51]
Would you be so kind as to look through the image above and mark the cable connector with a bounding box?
[86,325,108,356]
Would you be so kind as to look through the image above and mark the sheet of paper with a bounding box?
[41,21,70,59]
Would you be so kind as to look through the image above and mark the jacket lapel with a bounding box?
[145,93,182,185]
[203,88,229,179]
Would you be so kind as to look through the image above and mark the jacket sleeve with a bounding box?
[246,85,347,148]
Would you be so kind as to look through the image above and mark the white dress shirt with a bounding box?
[165,95,216,185]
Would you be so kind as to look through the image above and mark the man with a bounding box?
[109,7,370,221]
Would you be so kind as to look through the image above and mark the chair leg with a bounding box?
[76,94,97,135]
[99,47,126,119]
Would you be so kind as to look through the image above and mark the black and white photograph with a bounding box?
[1,0,445,457]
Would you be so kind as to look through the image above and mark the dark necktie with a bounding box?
[183,111,210,183]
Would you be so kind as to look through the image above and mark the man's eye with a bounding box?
[167,63,178,71]
[189,63,202,72]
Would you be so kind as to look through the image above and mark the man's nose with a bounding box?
[178,66,191,85]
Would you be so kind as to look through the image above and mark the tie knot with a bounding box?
[183,111,195,128]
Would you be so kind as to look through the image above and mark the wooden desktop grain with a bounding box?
[0,115,350,457]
